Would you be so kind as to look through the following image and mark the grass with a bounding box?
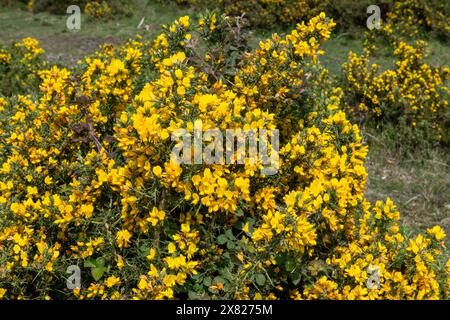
[320,32,450,77]
[1,1,449,245]
[321,35,365,75]
[364,125,450,247]
[0,0,195,64]
[319,32,450,247]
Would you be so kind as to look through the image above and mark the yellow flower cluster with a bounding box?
[0,49,11,66]
[0,13,448,300]
[0,38,45,96]
[342,39,449,143]
[383,0,450,40]
[85,1,112,20]
[172,0,326,29]
[171,0,449,38]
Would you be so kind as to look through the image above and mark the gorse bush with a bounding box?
[28,0,133,17]
[170,0,326,30]
[85,1,112,20]
[341,8,450,147]
[342,40,450,146]
[384,0,450,40]
[0,38,45,97]
[168,0,450,37]
[212,0,312,29]
[28,0,87,14]
[0,13,449,300]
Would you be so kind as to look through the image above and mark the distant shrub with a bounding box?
[384,0,450,40]
[85,1,112,20]
[29,0,133,17]
[342,39,450,146]
[168,0,450,38]
[0,38,45,96]
[0,0,28,7]
[29,0,83,14]
[317,0,391,32]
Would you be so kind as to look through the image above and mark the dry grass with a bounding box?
[364,127,450,248]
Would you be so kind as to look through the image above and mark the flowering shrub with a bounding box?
[0,13,449,300]
[342,36,450,145]
[170,0,449,38]
[27,0,133,17]
[383,0,450,40]
[85,1,112,20]
[170,0,319,29]
[28,0,86,14]
[338,0,450,146]
[216,0,312,29]
[0,38,45,96]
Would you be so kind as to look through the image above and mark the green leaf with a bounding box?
[193,283,203,292]
[95,257,106,267]
[140,243,150,255]
[255,273,266,286]
[84,258,96,268]
[225,229,234,239]
[285,259,295,272]
[275,253,286,266]
[217,234,227,245]
[191,274,202,281]
[291,275,302,286]
[91,267,106,281]
[203,277,212,287]
[188,291,202,300]
[226,240,235,249]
